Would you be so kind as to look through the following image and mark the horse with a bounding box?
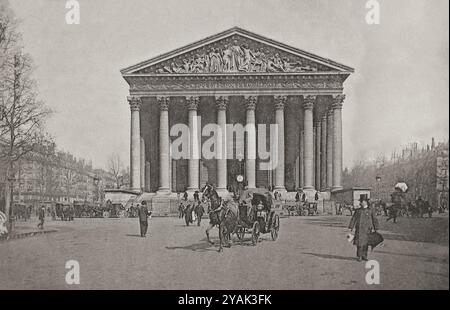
[389,191,407,222]
[202,184,239,252]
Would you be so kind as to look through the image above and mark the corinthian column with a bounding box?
[245,95,257,189]
[303,95,315,190]
[315,120,321,190]
[326,107,334,191]
[128,96,141,192]
[186,96,200,194]
[332,94,345,191]
[274,95,286,192]
[157,96,171,194]
[140,137,145,191]
[215,96,229,196]
[320,114,327,191]
[299,130,304,189]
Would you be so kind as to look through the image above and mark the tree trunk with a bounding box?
[4,162,13,233]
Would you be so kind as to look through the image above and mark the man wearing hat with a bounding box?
[37,206,45,230]
[348,195,379,261]
[137,201,152,237]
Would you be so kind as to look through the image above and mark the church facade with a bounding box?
[120,27,354,208]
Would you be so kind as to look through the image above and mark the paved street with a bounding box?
[0,214,448,290]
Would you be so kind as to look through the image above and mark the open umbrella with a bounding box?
[394,182,408,193]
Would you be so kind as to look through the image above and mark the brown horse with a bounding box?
[202,184,239,252]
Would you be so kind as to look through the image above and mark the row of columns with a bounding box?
[309,94,344,192]
[128,94,345,194]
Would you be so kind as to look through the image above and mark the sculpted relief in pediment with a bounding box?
[135,35,334,74]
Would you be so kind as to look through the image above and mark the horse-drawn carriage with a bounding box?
[202,184,280,251]
[235,189,280,245]
[281,199,318,216]
[73,201,103,218]
[102,202,126,218]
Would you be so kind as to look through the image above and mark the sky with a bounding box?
[6,0,449,170]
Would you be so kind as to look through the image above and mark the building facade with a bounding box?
[8,152,115,205]
[121,28,354,206]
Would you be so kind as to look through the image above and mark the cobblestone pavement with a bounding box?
[0,214,448,290]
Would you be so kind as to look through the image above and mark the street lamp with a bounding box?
[375,175,382,201]
[93,175,100,203]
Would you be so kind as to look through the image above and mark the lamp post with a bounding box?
[375,175,382,201]
[93,175,100,204]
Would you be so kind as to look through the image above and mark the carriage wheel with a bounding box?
[271,214,280,241]
[118,210,126,218]
[236,227,245,240]
[102,211,110,218]
[251,221,260,245]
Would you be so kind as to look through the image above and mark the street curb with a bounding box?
[0,229,58,242]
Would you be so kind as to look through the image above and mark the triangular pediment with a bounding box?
[121,27,354,75]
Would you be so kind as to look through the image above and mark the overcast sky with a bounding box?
[8,0,449,170]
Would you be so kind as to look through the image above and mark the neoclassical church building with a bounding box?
[120,27,354,213]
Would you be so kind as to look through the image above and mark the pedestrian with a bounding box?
[348,195,379,261]
[295,191,300,202]
[37,206,45,230]
[195,198,205,226]
[388,191,403,223]
[302,192,308,203]
[314,191,319,202]
[137,201,152,237]
[193,190,199,202]
[425,200,433,218]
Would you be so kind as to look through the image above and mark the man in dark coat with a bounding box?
[195,198,206,226]
[138,201,152,237]
[348,195,379,261]
[37,206,45,230]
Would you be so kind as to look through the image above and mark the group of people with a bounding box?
[178,191,208,226]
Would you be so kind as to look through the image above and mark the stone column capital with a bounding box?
[215,96,229,110]
[331,94,345,109]
[185,96,199,110]
[302,95,316,110]
[128,96,142,111]
[274,95,287,110]
[327,108,334,117]
[157,96,170,111]
[244,95,257,110]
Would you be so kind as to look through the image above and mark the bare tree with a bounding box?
[0,48,52,222]
[108,152,123,189]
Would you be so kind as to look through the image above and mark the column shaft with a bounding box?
[216,96,228,192]
[303,95,315,190]
[274,95,286,192]
[245,96,257,189]
[186,96,200,192]
[320,115,327,190]
[140,137,145,191]
[299,130,304,189]
[332,94,345,191]
[315,121,321,190]
[128,96,141,191]
[145,161,151,192]
[326,108,334,190]
[158,96,171,193]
